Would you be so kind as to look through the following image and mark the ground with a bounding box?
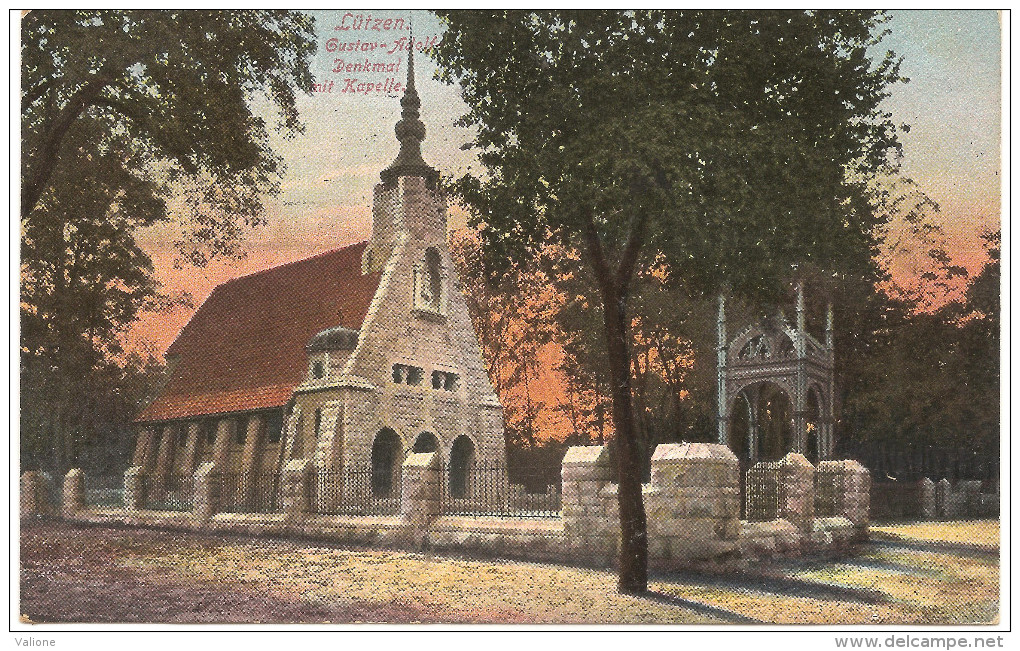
[871,520,1000,548]
[19,519,999,625]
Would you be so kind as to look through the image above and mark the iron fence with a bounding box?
[744,462,781,522]
[440,463,561,519]
[84,474,125,508]
[217,471,281,514]
[836,442,999,487]
[310,467,401,516]
[142,473,193,511]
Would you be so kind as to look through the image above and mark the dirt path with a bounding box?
[19,521,457,623]
[19,519,999,625]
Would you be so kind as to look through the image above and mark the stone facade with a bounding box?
[292,172,506,472]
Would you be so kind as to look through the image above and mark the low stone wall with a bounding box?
[427,516,567,563]
[739,519,802,559]
[56,443,873,570]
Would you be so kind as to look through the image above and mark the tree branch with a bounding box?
[581,213,614,292]
[616,211,649,293]
[22,75,112,218]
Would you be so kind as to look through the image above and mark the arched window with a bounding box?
[413,431,439,454]
[448,436,475,498]
[415,247,443,313]
[371,429,402,497]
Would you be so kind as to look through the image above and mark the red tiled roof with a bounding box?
[136,242,381,423]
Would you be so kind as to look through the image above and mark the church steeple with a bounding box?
[380,36,439,188]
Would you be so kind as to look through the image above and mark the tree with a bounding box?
[433,10,902,592]
[22,10,315,260]
[20,10,316,473]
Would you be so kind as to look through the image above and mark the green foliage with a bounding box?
[22,9,316,263]
[20,353,167,474]
[20,10,316,473]
[840,231,1000,451]
[434,10,902,299]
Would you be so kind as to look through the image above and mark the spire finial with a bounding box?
[379,18,438,188]
[407,22,416,92]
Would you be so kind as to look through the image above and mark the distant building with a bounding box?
[132,47,506,501]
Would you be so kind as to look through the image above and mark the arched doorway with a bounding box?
[413,431,439,454]
[448,436,475,498]
[757,383,793,461]
[371,429,402,497]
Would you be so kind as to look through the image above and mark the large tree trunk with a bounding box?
[600,280,648,593]
[581,213,650,594]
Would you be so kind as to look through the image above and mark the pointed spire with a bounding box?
[380,29,438,188]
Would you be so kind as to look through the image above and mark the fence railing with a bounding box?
[310,467,401,516]
[217,471,281,514]
[84,474,125,508]
[440,463,561,519]
[744,462,781,523]
[142,474,193,512]
[835,442,999,486]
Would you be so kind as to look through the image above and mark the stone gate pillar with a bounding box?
[777,453,814,535]
[646,443,740,565]
[281,458,311,523]
[400,451,442,546]
[63,468,84,517]
[124,466,145,510]
[561,445,615,562]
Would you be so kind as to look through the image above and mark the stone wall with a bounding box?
[59,443,873,569]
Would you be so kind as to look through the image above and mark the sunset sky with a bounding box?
[128,9,1003,356]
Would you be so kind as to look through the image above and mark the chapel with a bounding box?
[131,46,507,503]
